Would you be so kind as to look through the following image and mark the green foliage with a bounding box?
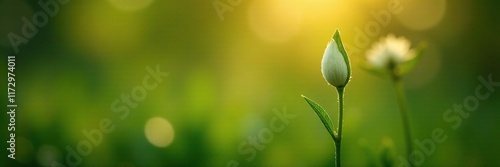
[397,42,427,76]
[301,95,338,142]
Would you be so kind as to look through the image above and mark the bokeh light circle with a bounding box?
[248,0,303,43]
[396,0,447,30]
[109,0,154,11]
[145,117,175,148]
[37,145,61,166]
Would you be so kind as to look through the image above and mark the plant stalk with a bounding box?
[335,87,345,167]
[393,78,413,165]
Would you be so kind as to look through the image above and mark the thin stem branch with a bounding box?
[335,87,345,167]
[393,79,413,165]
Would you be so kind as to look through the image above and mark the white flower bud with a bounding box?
[321,30,351,87]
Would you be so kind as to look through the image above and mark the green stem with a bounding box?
[335,87,345,167]
[393,79,413,165]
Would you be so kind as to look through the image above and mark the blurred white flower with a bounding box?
[366,34,415,69]
[321,38,349,87]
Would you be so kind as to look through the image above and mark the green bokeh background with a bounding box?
[1,0,499,166]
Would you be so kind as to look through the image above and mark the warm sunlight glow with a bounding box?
[248,0,303,43]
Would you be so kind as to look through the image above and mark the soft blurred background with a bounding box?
[0,0,499,166]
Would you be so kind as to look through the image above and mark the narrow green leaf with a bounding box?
[301,95,337,141]
[332,29,351,85]
[359,60,390,78]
